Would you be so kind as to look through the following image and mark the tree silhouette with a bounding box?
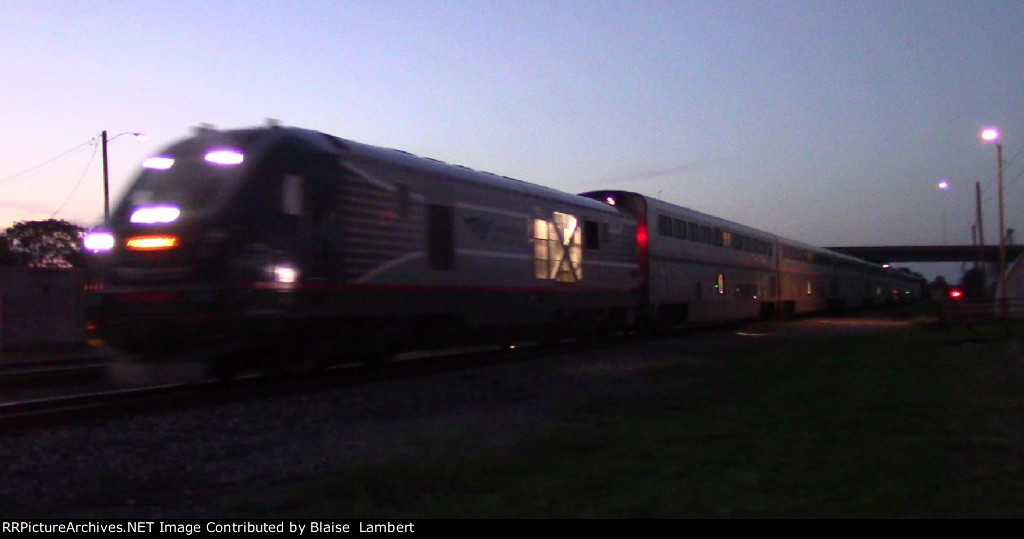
[2,219,85,268]
[960,267,990,299]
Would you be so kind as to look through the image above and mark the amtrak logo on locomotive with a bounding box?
[463,216,524,247]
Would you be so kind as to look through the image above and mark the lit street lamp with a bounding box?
[101,130,146,223]
[938,179,950,245]
[981,127,1005,311]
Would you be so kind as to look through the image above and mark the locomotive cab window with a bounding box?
[119,145,249,221]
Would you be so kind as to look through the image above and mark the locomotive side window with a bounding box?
[282,174,303,216]
[584,220,602,250]
[534,219,549,279]
[534,212,582,282]
[396,184,410,218]
[428,204,455,270]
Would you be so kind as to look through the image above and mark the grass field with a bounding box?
[236,307,1024,518]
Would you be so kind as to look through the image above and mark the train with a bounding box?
[578,190,923,327]
[82,124,923,379]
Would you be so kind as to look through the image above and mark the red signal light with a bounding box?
[948,289,964,300]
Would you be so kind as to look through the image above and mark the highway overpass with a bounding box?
[828,245,1024,264]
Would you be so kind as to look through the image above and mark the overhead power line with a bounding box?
[50,141,101,219]
[0,136,97,187]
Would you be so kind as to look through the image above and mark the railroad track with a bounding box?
[0,343,528,433]
[0,358,108,390]
[0,316,849,435]
[0,381,219,433]
[0,333,638,434]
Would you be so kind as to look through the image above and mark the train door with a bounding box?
[714,271,727,321]
[762,275,779,319]
[428,204,455,271]
[279,153,345,282]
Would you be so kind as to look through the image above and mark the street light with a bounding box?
[937,179,950,245]
[981,127,1005,311]
[101,130,146,223]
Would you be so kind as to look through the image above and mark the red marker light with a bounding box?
[636,224,648,247]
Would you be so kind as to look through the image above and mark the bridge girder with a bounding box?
[828,245,1024,264]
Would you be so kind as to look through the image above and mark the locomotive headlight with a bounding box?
[272,264,299,284]
[84,231,115,253]
[142,156,175,170]
[205,149,244,166]
[130,204,181,224]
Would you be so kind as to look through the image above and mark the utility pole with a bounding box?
[976,181,985,271]
[997,140,1006,314]
[982,127,1006,313]
[102,130,110,223]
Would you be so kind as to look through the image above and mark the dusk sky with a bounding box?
[1,1,1021,280]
